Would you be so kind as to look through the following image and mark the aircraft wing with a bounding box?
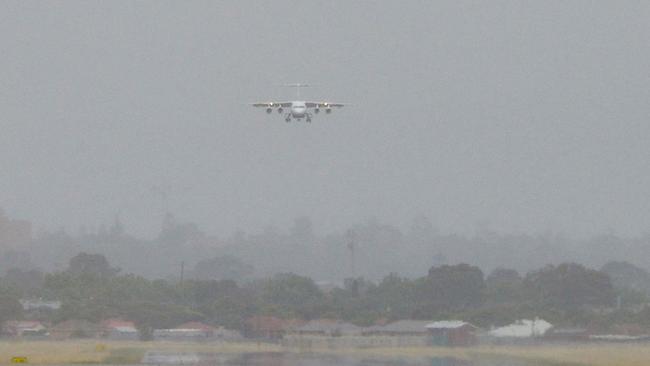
[251,101,292,107]
[305,102,346,108]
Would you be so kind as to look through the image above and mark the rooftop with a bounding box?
[375,320,431,333]
[426,320,475,330]
[489,319,553,338]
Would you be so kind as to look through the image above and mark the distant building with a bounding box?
[544,327,590,342]
[50,319,102,340]
[488,318,552,339]
[101,319,139,340]
[426,321,479,347]
[175,321,213,335]
[3,320,47,338]
[587,323,650,342]
[295,319,363,337]
[20,299,61,311]
[153,328,211,342]
[178,322,242,341]
[610,323,647,337]
[589,334,650,342]
[153,322,241,342]
[244,316,305,339]
[365,320,431,336]
[213,326,243,341]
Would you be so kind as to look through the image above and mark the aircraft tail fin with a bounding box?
[280,83,314,98]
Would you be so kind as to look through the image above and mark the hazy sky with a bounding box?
[1,1,649,238]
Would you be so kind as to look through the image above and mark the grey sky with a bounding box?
[1,1,649,238]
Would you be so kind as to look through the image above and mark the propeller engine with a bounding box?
[266,108,273,114]
[278,107,284,114]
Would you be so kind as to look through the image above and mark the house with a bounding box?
[19,299,61,319]
[544,327,590,342]
[366,320,431,336]
[488,318,552,343]
[175,322,242,341]
[589,334,650,342]
[588,324,650,342]
[244,316,305,339]
[153,328,211,342]
[50,319,102,340]
[20,299,61,312]
[295,319,363,337]
[426,321,479,347]
[213,327,243,341]
[152,321,241,342]
[3,320,47,338]
[101,318,139,340]
[175,321,215,337]
[610,323,647,337]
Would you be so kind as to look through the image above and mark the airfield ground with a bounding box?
[0,340,648,366]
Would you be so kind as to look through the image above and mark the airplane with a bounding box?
[251,84,346,123]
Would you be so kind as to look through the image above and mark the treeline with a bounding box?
[12,214,650,282]
[1,253,649,335]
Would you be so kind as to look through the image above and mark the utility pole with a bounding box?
[346,230,356,278]
[180,261,185,304]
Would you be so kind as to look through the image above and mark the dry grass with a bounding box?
[0,341,107,364]
[469,344,650,366]
[0,341,648,365]
[0,340,281,365]
[313,344,650,366]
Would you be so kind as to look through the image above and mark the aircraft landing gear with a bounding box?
[306,113,312,123]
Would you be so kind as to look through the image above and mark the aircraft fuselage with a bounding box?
[290,101,307,118]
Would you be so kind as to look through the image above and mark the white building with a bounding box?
[489,318,553,338]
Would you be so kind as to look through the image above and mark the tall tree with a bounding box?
[67,252,120,278]
[524,263,615,310]
[424,264,485,311]
[260,273,324,318]
[192,256,253,281]
[485,268,523,305]
[0,296,23,324]
[601,261,650,294]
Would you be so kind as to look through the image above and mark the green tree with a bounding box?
[4,268,45,297]
[367,273,416,320]
[192,256,253,281]
[259,273,324,318]
[523,263,615,310]
[68,253,120,278]
[424,263,485,311]
[601,261,650,295]
[0,295,23,324]
[485,268,523,305]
